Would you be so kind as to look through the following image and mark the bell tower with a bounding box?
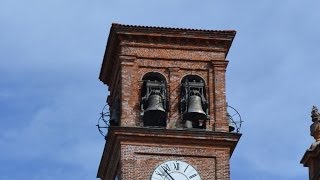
[97,24,241,180]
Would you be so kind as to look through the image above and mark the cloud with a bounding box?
[0,83,106,179]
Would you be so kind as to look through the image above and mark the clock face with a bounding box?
[150,160,201,180]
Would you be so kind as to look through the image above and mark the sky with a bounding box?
[1,0,319,179]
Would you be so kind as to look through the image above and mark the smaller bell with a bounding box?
[183,95,207,121]
[228,119,235,132]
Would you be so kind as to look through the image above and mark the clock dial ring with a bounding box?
[151,160,201,180]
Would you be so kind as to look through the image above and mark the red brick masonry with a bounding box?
[97,126,241,180]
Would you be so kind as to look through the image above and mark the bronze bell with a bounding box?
[228,119,236,132]
[227,112,236,132]
[183,95,207,121]
[145,94,166,112]
[109,108,119,126]
[143,94,166,126]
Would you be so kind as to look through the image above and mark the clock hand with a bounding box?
[161,167,174,180]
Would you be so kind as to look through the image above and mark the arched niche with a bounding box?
[140,72,167,127]
[180,75,208,129]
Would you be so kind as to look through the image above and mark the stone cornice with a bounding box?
[111,23,236,39]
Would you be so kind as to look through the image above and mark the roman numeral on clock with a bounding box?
[189,173,198,179]
[155,170,166,178]
[161,163,171,172]
[173,162,180,171]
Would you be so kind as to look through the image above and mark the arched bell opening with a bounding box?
[180,75,209,129]
[140,72,168,127]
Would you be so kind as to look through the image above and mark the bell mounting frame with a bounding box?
[96,104,110,138]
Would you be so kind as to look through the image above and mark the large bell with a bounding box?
[183,95,207,121]
[143,94,166,126]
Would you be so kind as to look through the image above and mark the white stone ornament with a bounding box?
[151,160,201,180]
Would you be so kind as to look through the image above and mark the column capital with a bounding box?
[211,60,229,69]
